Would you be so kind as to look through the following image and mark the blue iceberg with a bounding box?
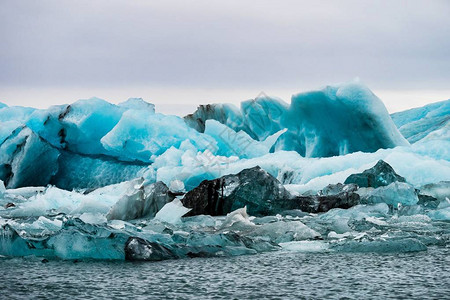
[0,82,449,261]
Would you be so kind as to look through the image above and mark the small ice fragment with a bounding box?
[279,241,329,252]
[154,199,191,224]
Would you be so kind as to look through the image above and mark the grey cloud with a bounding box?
[0,0,449,90]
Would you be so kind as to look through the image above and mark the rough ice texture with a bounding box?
[0,127,60,188]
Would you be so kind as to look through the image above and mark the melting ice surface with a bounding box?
[0,82,449,261]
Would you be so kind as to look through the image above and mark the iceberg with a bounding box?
[360,182,419,207]
[391,99,449,143]
[344,160,406,188]
[187,82,409,157]
[1,82,448,191]
[0,82,449,261]
[154,198,191,224]
[181,166,292,216]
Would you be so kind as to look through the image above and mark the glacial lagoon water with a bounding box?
[1,246,449,300]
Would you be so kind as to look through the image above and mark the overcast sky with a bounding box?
[1,0,449,114]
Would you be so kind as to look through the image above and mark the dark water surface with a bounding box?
[1,247,449,300]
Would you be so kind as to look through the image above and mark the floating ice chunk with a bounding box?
[79,213,108,224]
[427,206,450,221]
[331,238,427,253]
[364,182,419,206]
[4,186,45,199]
[273,82,409,157]
[181,166,293,216]
[48,221,129,260]
[182,215,217,229]
[9,187,83,217]
[106,181,173,221]
[250,220,320,243]
[0,218,131,259]
[365,216,388,226]
[392,214,431,225]
[7,179,146,217]
[319,203,390,221]
[21,216,64,233]
[418,181,450,202]
[106,188,145,221]
[220,207,254,229]
[0,225,37,257]
[108,219,135,230]
[124,237,177,261]
[279,241,329,252]
[327,231,354,239]
[328,218,353,234]
[154,198,191,224]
